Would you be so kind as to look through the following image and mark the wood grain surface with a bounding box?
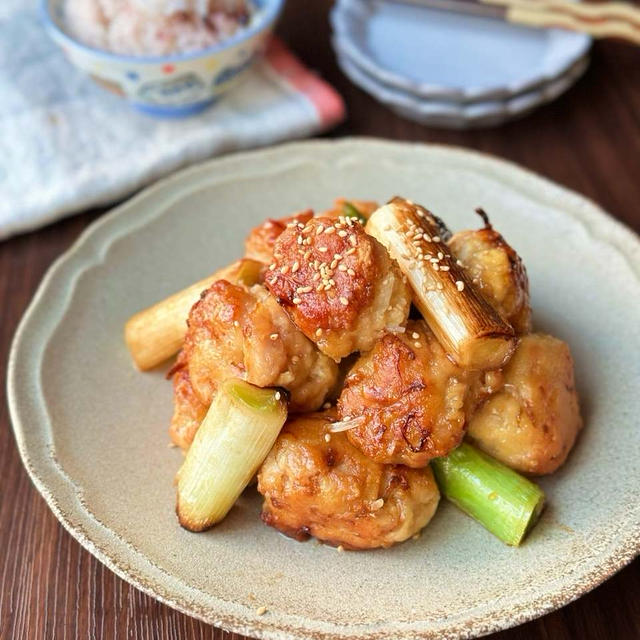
[1,2,639,638]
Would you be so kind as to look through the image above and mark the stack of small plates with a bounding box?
[331,0,591,128]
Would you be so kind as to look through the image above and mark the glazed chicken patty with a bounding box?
[244,210,314,264]
[338,320,468,468]
[178,279,338,414]
[449,223,531,334]
[265,216,411,361]
[258,412,440,549]
[467,333,582,475]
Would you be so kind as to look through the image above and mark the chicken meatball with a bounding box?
[258,412,440,549]
[338,320,468,468]
[467,333,582,475]
[180,279,338,413]
[265,216,411,361]
[244,210,313,264]
[169,360,208,449]
[449,220,531,334]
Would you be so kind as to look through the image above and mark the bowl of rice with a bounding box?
[41,0,284,117]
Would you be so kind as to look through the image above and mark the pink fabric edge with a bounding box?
[264,38,346,129]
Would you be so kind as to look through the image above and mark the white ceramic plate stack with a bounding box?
[331,0,591,128]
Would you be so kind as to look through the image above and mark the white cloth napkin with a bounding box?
[0,2,345,240]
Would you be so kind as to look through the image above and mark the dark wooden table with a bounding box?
[1,2,639,639]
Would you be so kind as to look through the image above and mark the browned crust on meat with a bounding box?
[338,321,468,467]
[244,210,314,264]
[265,217,380,333]
[257,412,440,549]
[169,362,208,450]
[449,227,531,334]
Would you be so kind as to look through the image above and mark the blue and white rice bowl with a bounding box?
[41,0,284,117]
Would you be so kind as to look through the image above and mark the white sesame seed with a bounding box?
[316,328,323,336]
[456,280,465,291]
[432,263,440,271]
[318,247,328,253]
[322,401,332,409]
[432,235,441,243]
[324,226,336,235]
[270,333,279,340]
[292,297,302,305]
[339,297,349,306]
[256,606,268,616]
[274,392,281,401]
[316,224,324,235]
[233,320,240,327]
[438,252,444,260]
[370,498,384,511]
[280,265,289,274]
[338,264,348,272]
[437,282,444,290]
[345,247,356,256]
[414,342,422,348]
[440,265,450,271]
[349,235,357,247]
[412,332,420,339]
[297,236,303,245]
[338,230,348,237]
[337,545,345,553]
[347,268,356,277]
[292,261,300,272]
[268,263,275,271]
[334,253,342,260]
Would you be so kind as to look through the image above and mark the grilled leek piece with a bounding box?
[124,258,262,370]
[366,198,516,370]
[432,443,545,546]
[176,379,287,532]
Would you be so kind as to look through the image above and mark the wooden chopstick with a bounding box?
[392,0,640,44]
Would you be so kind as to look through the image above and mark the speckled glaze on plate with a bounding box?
[8,139,640,640]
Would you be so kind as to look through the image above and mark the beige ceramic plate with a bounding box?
[8,139,640,639]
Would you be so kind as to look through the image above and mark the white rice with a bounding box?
[64,0,251,56]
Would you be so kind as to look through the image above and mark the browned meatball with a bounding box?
[449,223,531,333]
[169,361,208,450]
[244,210,313,264]
[180,279,338,414]
[337,320,468,468]
[467,334,583,475]
[258,412,440,549]
[265,216,411,361]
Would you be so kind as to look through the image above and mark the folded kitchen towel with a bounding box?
[0,1,345,240]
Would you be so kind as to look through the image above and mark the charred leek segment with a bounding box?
[124,258,262,370]
[432,443,545,546]
[366,197,516,370]
[342,201,368,224]
[177,379,287,532]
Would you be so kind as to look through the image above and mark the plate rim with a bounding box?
[330,0,592,103]
[7,138,640,640]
